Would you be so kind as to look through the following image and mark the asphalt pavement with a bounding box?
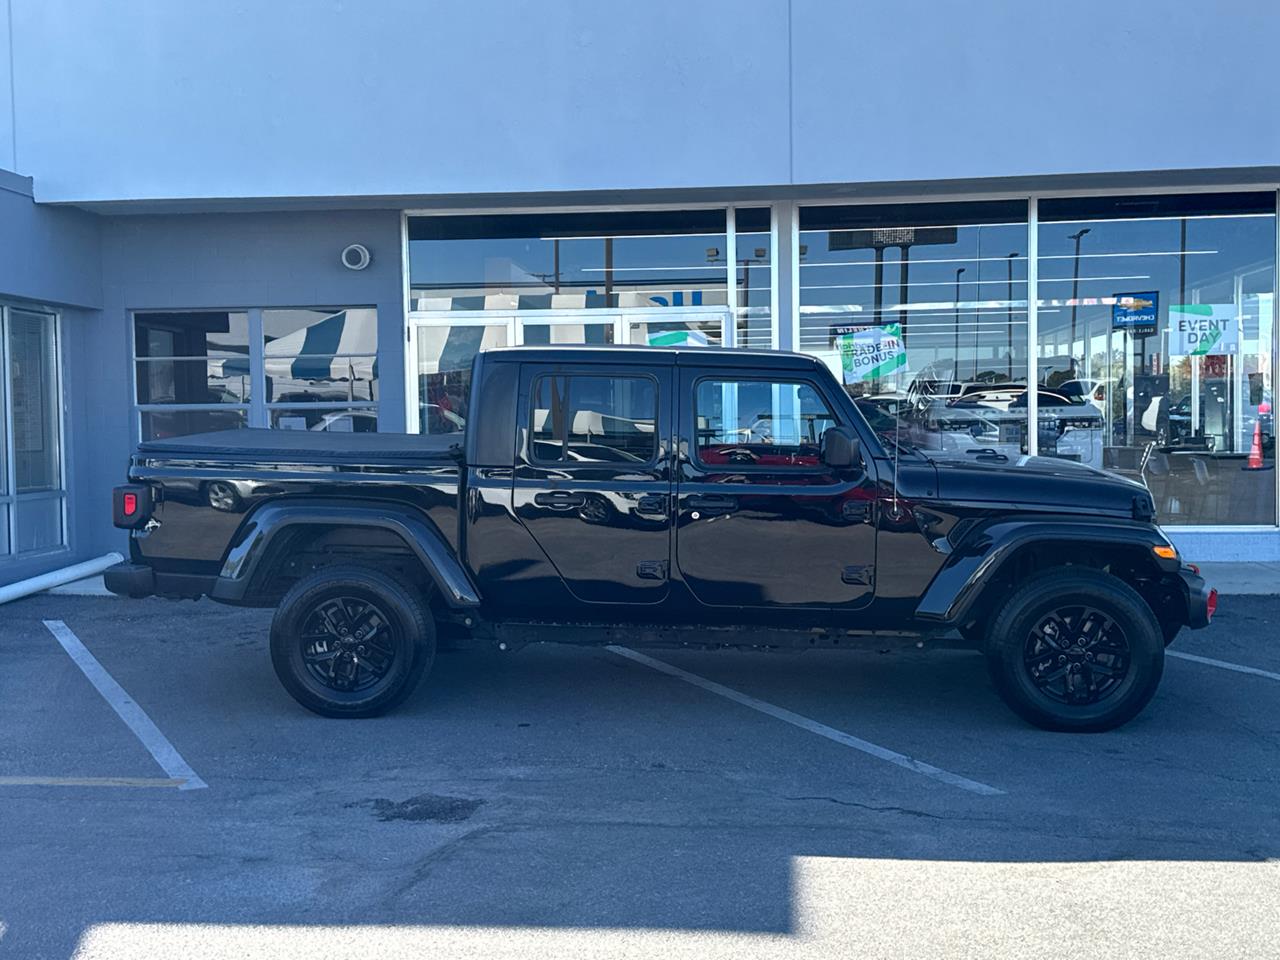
[1,591,1278,959]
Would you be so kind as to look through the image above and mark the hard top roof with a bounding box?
[480,345,826,371]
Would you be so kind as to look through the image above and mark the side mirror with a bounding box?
[822,426,861,469]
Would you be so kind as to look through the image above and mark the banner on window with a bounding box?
[835,322,908,384]
[1169,305,1240,356]
[648,328,709,347]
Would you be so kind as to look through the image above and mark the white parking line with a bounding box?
[607,646,1004,796]
[1169,650,1280,683]
[42,620,208,791]
[0,776,185,788]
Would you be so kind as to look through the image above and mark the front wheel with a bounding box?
[270,565,435,718]
[985,569,1164,732]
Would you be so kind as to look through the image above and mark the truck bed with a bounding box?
[137,428,462,466]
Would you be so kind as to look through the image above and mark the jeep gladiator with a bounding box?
[106,346,1216,731]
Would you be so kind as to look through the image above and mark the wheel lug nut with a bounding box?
[1059,655,1068,664]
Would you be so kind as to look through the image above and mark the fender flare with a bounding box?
[211,499,481,608]
[914,517,1179,625]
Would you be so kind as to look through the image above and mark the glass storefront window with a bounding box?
[626,315,724,347]
[1038,194,1276,525]
[140,409,248,440]
[263,308,378,404]
[734,207,773,349]
[799,202,1030,457]
[522,321,614,345]
[408,210,729,312]
[413,323,509,434]
[272,408,379,432]
[134,308,378,439]
[134,312,252,438]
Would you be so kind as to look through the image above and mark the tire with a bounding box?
[270,565,435,718]
[985,568,1164,732]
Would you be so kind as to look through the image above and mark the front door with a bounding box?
[676,370,878,610]
[513,361,674,605]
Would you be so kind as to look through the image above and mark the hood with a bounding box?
[927,451,1152,517]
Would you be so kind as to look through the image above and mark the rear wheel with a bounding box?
[270,565,434,717]
[985,569,1163,732]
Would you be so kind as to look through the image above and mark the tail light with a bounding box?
[1206,588,1219,621]
[113,484,153,529]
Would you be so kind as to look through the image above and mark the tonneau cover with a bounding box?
[137,428,461,464]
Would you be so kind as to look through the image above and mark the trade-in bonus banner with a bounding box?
[1169,305,1240,356]
[838,322,908,384]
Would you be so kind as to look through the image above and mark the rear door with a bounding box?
[513,361,674,605]
[675,367,878,610]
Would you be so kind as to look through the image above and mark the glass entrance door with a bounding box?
[0,306,65,555]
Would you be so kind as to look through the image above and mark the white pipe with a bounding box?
[0,552,126,605]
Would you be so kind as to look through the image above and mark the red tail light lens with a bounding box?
[123,492,138,516]
[1206,588,1218,621]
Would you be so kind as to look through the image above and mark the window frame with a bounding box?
[526,371,661,468]
[690,373,843,473]
[131,306,379,439]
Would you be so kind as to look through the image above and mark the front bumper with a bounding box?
[1178,566,1217,630]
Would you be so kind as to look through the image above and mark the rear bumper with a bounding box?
[1178,567,1217,630]
[103,562,214,600]
[104,562,153,598]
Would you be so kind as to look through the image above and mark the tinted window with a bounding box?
[531,375,657,463]
[695,379,836,468]
[408,210,728,312]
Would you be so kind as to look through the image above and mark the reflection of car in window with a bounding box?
[309,410,379,433]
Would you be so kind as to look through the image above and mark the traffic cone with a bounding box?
[1244,420,1265,470]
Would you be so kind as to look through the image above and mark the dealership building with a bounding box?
[0,0,1277,586]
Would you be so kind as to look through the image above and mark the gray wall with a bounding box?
[0,171,111,582]
[100,209,408,428]
[0,170,101,308]
[0,200,405,584]
[9,0,1278,204]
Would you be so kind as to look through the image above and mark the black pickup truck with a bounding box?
[106,346,1216,731]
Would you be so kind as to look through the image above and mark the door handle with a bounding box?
[686,494,737,516]
[534,491,586,510]
[635,493,668,515]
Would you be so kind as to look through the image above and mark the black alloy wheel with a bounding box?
[986,568,1163,732]
[1023,604,1131,706]
[270,565,435,718]
[300,596,398,694]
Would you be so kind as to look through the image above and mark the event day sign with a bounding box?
[1169,304,1240,356]
[835,322,908,384]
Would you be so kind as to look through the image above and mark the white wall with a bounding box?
[7,0,1280,203]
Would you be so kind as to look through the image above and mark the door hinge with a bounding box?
[636,560,669,581]
[841,564,874,586]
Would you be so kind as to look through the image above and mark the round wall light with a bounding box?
[341,243,372,271]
